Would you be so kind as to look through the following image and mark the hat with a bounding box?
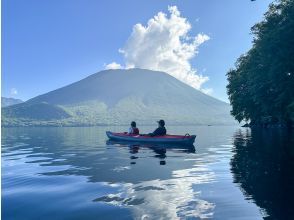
[157,119,165,126]
[131,121,136,127]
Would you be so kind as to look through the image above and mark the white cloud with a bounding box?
[105,6,212,93]
[10,88,18,96]
[105,62,123,70]
[195,33,210,45]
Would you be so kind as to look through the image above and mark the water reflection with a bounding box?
[2,127,215,219]
[231,128,294,219]
[106,140,196,166]
[92,176,215,219]
[99,141,214,219]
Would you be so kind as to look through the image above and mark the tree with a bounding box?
[227,0,294,127]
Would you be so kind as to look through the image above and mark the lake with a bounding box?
[2,126,294,220]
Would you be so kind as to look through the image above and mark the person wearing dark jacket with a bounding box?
[149,120,167,136]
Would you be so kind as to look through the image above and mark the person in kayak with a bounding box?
[149,120,166,136]
[128,121,139,135]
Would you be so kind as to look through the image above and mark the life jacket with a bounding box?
[133,127,139,135]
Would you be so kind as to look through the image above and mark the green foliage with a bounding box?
[227,0,294,126]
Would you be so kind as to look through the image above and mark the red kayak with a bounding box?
[106,131,196,146]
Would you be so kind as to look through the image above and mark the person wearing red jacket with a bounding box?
[128,121,139,135]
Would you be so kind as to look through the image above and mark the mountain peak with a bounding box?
[28,68,223,106]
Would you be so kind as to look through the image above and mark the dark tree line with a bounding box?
[227,0,294,127]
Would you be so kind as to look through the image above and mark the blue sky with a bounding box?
[2,0,273,102]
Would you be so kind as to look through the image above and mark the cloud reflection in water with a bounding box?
[94,160,215,219]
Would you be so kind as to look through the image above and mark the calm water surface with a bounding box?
[2,126,294,220]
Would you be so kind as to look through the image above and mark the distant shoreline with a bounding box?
[1,124,239,128]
